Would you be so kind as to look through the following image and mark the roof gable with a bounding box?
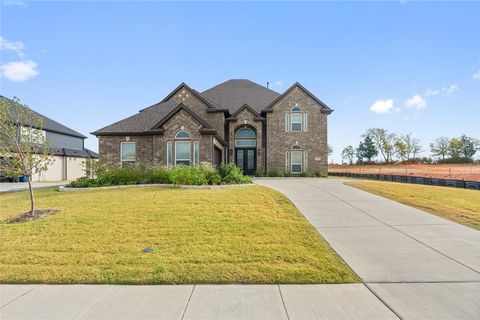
[151,103,212,130]
[160,83,218,109]
[264,82,334,114]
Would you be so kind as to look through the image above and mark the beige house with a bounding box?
[93,80,333,175]
[0,96,98,182]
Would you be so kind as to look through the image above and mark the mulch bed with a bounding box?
[5,209,58,224]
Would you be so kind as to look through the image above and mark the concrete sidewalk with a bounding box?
[1,178,479,319]
[257,178,480,319]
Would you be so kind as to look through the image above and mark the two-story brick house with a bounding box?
[92,79,333,175]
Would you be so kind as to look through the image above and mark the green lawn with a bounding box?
[0,186,358,284]
[346,180,480,230]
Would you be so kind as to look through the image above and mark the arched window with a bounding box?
[285,104,308,132]
[175,131,191,139]
[235,128,256,147]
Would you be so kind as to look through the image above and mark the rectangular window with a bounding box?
[291,114,302,132]
[285,113,290,132]
[175,141,191,166]
[121,142,136,166]
[304,151,308,171]
[285,151,290,173]
[167,141,173,168]
[291,151,302,173]
[193,141,199,165]
[20,126,46,144]
[303,113,308,132]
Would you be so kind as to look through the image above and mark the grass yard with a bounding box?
[346,180,480,230]
[0,186,358,284]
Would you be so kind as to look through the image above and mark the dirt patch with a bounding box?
[5,209,58,224]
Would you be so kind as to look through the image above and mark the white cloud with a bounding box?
[370,99,397,114]
[404,94,427,109]
[0,60,39,82]
[473,71,480,80]
[423,89,440,97]
[442,84,458,95]
[0,36,25,57]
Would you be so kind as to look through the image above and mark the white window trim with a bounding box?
[120,142,136,165]
[285,113,290,132]
[304,151,308,171]
[285,151,290,173]
[303,113,308,132]
[290,150,303,174]
[193,141,199,165]
[290,113,302,132]
[175,141,191,166]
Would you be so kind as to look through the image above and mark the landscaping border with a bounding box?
[329,172,480,190]
[59,183,256,192]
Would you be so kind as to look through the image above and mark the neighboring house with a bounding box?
[0,96,98,181]
[92,80,333,175]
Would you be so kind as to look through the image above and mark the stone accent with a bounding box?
[227,107,264,172]
[266,86,328,175]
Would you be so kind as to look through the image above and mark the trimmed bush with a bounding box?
[219,163,252,184]
[169,166,208,186]
[149,167,171,184]
[68,177,101,188]
[201,166,222,185]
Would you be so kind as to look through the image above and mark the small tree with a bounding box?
[394,138,409,161]
[447,138,463,160]
[356,136,378,163]
[341,145,355,165]
[430,137,450,161]
[459,135,479,160]
[0,97,53,215]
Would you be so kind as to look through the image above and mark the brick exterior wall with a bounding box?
[266,86,328,175]
[97,83,329,175]
[227,108,264,172]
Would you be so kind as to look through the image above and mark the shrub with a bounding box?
[267,170,282,177]
[219,163,252,184]
[299,171,310,177]
[315,171,327,177]
[148,167,171,184]
[255,170,267,177]
[169,166,208,186]
[201,166,222,185]
[67,177,100,188]
[98,166,147,186]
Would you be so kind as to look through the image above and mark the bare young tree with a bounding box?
[0,97,53,215]
[341,145,355,164]
[430,137,450,161]
[363,128,396,162]
[398,133,423,160]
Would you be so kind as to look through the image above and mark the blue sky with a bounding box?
[1,1,479,162]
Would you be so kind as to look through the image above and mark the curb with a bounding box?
[59,183,256,192]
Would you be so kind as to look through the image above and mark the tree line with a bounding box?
[341,128,479,165]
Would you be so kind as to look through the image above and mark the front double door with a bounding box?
[236,148,256,175]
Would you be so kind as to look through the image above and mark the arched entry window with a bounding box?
[235,128,256,147]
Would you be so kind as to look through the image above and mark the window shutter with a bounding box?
[304,151,308,172]
[285,113,290,132]
[303,113,308,131]
[285,151,290,173]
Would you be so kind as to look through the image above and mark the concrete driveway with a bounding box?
[1,178,479,319]
[0,181,67,193]
[257,178,480,319]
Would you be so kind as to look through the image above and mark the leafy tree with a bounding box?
[394,138,408,161]
[356,135,378,163]
[447,138,463,159]
[341,145,355,165]
[459,135,479,160]
[363,128,396,162]
[396,133,422,161]
[0,97,53,215]
[430,137,450,160]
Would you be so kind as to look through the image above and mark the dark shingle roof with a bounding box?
[201,79,280,113]
[0,95,87,138]
[92,100,179,135]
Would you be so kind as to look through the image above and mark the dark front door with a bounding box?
[236,148,256,175]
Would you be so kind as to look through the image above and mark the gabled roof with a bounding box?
[160,82,219,109]
[263,82,334,114]
[150,103,213,130]
[0,95,87,138]
[202,79,280,114]
[226,104,265,122]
